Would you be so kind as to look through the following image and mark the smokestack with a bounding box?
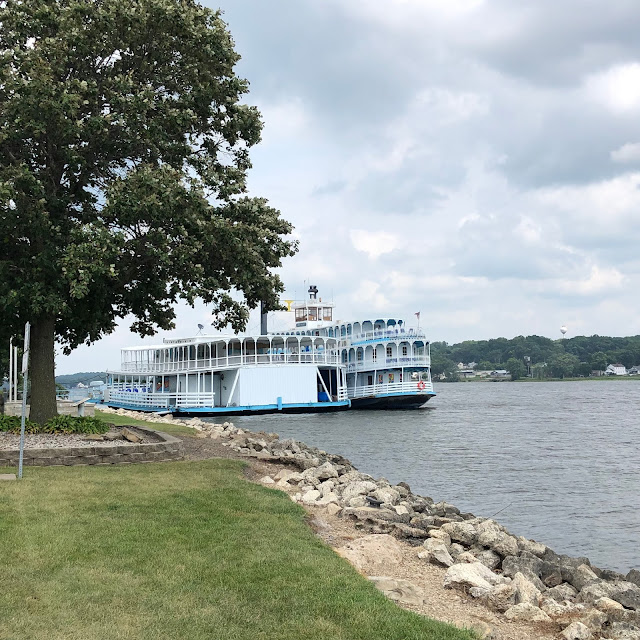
[260,302,268,335]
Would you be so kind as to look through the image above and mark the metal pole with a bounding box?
[260,301,268,335]
[14,345,18,402]
[9,338,13,404]
[18,322,31,479]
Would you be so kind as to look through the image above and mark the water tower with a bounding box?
[560,325,567,339]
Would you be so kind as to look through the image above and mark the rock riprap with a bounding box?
[101,407,640,639]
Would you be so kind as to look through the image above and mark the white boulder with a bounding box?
[336,534,404,572]
[444,562,507,592]
[369,576,424,607]
[504,603,552,622]
[560,622,592,640]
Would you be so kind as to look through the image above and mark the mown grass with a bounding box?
[0,459,476,640]
[95,408,196,437]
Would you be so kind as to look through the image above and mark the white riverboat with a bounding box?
[281,287,435,409]
[104,286,434,414]
[104,331,349,416]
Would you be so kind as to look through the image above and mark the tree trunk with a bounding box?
[29,316,58,425]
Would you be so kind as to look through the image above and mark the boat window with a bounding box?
[402,346,408,357]
[323,307,332,321]
[308,307,318,321]
[386,346,392,358]
[372,350,377,362]
[295,307,306,322]
[357,349,363,361]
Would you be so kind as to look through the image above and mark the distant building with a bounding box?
[605,363,627,376]
[628,366,640,376]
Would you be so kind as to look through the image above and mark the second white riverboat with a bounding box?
[279,287,436,409]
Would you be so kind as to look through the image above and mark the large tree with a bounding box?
[0,0,297,424]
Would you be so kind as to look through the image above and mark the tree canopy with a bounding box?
[432,334,640,380]
[0,0,297,422]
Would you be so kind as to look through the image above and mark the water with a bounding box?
[209,379,640,574]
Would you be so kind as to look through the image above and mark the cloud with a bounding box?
[349,230,401,259]
[585,63,640,113]
[55,0,640,373]
[351,280,390,311]
[258,97,309,144]
[611,142,640,163]
[536,172,640,225]
[557,265,625,296]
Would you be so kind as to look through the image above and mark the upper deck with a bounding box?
[110,334,341,374]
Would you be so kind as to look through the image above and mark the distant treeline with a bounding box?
[430,335,640,380]
[55,372,106,387]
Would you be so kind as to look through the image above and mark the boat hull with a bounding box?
[104,399,350,416]
[350,392,435,410]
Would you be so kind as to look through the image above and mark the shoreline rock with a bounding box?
[99,406,640,639]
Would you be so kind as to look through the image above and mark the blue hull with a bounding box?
[105,400,350,416]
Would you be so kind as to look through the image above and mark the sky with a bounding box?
[57,0,640,374]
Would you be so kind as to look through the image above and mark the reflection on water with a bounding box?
[207,380,640,573]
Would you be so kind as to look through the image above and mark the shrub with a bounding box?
[42,416,111,435]
[0,415,110,435]
[0,415,39,434]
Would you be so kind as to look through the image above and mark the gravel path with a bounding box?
[0,429,149,451]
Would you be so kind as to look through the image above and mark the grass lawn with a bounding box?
[0,459,476,640]
[95,408,196,437]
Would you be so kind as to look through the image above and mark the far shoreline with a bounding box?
[440,376,640,384]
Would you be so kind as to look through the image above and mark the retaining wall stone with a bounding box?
[0,427,182,467]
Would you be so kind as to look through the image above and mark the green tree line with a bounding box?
[430,334,640,380]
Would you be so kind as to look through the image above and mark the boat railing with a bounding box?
[336,387,349,401]
[346,356,430,372]
[174,392,216,407]
[350,380,434,398]
[105,388,215,408]
[346,328,426,343]
[117,351,340,373]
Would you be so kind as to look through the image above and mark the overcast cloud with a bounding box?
[57,0,640,373]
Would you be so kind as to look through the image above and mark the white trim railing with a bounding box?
[350,380,434,399]
[346,356,430,372]
[106,389,215,408]
[174,392,216,407]
[115,351,340,373]
[344,328,426,343]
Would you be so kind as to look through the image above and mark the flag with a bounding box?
[414,312,420,320]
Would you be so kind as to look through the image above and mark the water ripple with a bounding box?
[214,380,640,573]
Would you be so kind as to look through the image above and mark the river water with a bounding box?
[216,380,640,574]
